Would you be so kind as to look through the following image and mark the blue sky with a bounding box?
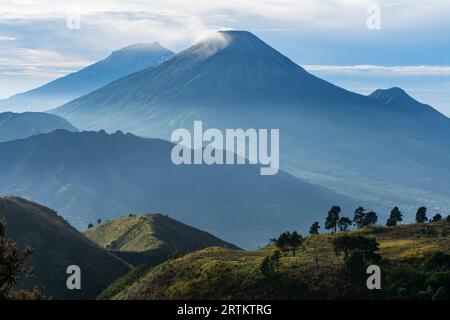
[1,0,450,115]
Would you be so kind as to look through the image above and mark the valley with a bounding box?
[49,31,450,216]
[0,129,354,248]
[0,26,449,302]
[1,195,449,300]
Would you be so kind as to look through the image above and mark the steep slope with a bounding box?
[0,129,355,248]
[370,87,430,109]
[369,87,449,122]
[115,222,450,300]
[52,30,371,133]
[0,111,77,142]
[0,43,174,112]
[0,197,130,299]
[51,31,450,214]
[85,214,238,266]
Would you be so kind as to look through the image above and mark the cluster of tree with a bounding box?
[415,207,449,224]
[386,251,450,299]
[386,207,402,226]
[388,206,449,226]
[353,207,378,228]
[271,231,303,256]
[332,235,381,262]
[260,250,281,278]
[257,248,450,299]
[310,206,378,235]
[260,214,450,299]
[309,205,450,235]
[331,234,382,280]
[0,219,43,300]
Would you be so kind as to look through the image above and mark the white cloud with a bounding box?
[0,47,92,77]
[0,1,449,67]
[304,65,450,75]
[0,34,16,41]
[1,0,449,39]
[189,31,231,60]
[1,1,450,80]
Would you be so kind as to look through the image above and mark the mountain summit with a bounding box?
[370,87,436,111]
[0,43,174,112]
[51,30,450,214]
[85,213,238,266]
[51,30,368,135]
[113,42,168,53]
[92,42,172,69]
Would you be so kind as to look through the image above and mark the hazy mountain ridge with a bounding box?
[0,111,77,142]
[52,31,377,130]
[0,42,174,112]
[50,30,450,214]
[0,129,355,248]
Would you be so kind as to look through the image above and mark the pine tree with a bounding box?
[309,222,320,235]
[416,207,428,223]
[363,211,378,227]
[386,207,402,226]
[290,231,303,256]
[353,207,366,228]
[325,206,341,234]
[338,217,352,232]
[432,214,442,222]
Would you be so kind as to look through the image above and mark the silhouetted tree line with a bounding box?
[262,222,450,299]
[308,205,450,235]
[309,205,379,235]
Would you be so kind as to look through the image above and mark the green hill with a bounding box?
[0,197,130,299]
[114,222,450,300]
[84,214,239,267]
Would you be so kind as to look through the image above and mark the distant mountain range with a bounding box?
[85,214,239,266]
[0,129,354,248]
[0,197,130,299]
[0,43,174,112]
[50,30,450,214]
[0,111,77,142]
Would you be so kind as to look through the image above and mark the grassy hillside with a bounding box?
[0,196,130,299]
[85,214,239,267]
[114,222,450,300]
[97,265,151,300]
